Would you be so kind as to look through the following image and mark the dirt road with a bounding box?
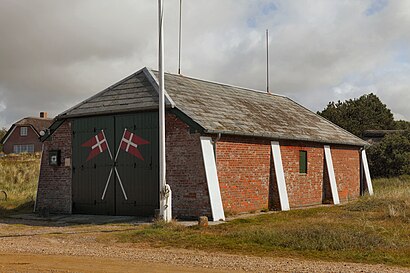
[0,218,408,273]
[0,252,234,273]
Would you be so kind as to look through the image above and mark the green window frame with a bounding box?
[299,150,307,174]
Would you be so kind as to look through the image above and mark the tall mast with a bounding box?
[266,29,270,93]
[178,0,182,74]
[158,0,169,221]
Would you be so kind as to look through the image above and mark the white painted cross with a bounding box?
[92,134,107,153]
[123,132,138,152]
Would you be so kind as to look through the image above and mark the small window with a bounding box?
[13,144,35,154]
[299,150,307,174]
[20,127,28,136]
[27,144,34,153]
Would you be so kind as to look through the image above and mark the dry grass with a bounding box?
[115,176,410,267]
[0,154,408,266]
[347,176,410,221]
[0,153,41,214]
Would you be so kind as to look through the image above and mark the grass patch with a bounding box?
[114,176,410,267]
[0,154,408,266]
[0,153,40,215]
[346,176,410,221]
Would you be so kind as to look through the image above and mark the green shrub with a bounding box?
[367,131,410,177]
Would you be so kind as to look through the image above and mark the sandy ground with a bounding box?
[0,253,234,273]
[0,218,409,273]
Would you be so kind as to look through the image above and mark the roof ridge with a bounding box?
[143,67,176,107]
[150,68,288,98]
[25,116,53,120]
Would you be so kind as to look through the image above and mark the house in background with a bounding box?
[1,112,53,154]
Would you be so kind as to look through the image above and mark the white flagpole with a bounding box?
[158,0,171,222]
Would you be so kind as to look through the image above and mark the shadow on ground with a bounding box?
[0,200,152,227]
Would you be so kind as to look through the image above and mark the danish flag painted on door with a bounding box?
[81,130,112,161]
[119,128,150,160]
[81,128,151,201]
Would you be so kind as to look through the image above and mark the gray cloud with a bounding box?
[0,0,409,128]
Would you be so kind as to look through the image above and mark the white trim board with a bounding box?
[200,137,225,221]
[270,141,290,211]
[361,150,374,195]
[324,145,340,205]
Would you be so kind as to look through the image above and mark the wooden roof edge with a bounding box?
[39,119,64,142]
[204,129,368,147]
[143,67,176,108]
[0,124,16,144]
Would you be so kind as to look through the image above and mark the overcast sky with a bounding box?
[0,0,409,128]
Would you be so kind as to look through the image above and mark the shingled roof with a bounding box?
[57,67,367,146]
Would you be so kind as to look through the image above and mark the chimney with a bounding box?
[40,112,48,119]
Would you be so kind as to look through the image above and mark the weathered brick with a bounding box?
[36,121,72,214]
[37,115,362,218]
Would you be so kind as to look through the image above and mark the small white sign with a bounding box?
[64,157,71,167]
[50,155,58,165]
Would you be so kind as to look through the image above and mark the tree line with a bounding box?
[318,93,410,177]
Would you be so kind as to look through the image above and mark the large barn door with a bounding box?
[115,112,159,216]
[72,112,158,216]
[72,116,115,215]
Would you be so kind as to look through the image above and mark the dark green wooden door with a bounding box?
[72,112,158,216]
[115,112,159,216]
[72,116,115,215]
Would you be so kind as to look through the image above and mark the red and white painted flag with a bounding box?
[119,129,150,160]
[82,130,109,161]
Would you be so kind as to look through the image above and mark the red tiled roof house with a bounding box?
[1,112,52,154]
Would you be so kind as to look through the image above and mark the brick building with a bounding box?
[1,113,52,154]
[36,67,373,220]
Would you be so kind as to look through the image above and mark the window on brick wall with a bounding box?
[13,144,34,154]
[20,127,28,136]
[299,150,307,174]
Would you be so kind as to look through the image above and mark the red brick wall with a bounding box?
[216,136,271,213]
[279,141,326,207]
[330,146,361,202]
[35,113,361,217]
[215,136,362,213]
[3,125,42,154]
[165,113,211,219]
[36,121,72,214]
